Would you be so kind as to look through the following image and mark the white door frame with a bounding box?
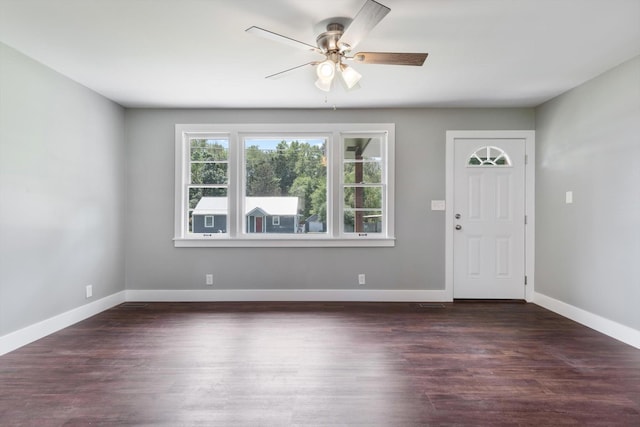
[445,130,535,302]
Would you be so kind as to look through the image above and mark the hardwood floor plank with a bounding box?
[1,302,638,426]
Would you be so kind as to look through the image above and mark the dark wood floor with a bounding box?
[1,302,639,426]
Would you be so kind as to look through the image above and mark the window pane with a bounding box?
[188,188,227,233]
[191,163,228,185]
[468,146,511,167]
[343,161,382,184]
[341,133,387,238]
[190,139,228,161]
[344,186,382,209]
[343,210,383,233]
[244,138,327,234]
[343,137,381,161]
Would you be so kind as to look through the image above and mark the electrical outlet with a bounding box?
[358,274,366,285]
[205,274,214,286]
[85,284,93,299]
[565,191,573,204]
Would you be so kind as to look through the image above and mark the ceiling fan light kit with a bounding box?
[339,63,362,90]
[315,61,335,92]
[315,75,333,92]
[246,0,428,93]
[317,59,337,80]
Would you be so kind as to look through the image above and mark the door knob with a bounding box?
[455,225,462,230]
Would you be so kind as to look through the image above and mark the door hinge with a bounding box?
[525,215,528,225]
[525,154,528,164]
[524,275,528,285]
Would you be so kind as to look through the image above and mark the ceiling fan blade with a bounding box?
[350,52,428,66]
[246,26,321,53]
[338,0,391,51]
[265,62,319,80]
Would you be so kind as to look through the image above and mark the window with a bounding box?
[468,146,511,167]
[244,137,327,235]
[186,137,229,235]
[175,124,394,247]
[343,136,384,235]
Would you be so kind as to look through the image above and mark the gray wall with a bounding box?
[2,35,636,342]
[125,108,534,291]
[535,56,640,330]
[0,42,126,335]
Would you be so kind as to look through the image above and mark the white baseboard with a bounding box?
[0,291,126,356]
[15,290,636,356]
[0,289,448,355]
[125,288,451,303]
[534,292,640,350]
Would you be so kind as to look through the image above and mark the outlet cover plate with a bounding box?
[566,191,573,204]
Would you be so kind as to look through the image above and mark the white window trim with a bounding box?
[174,123,395,248]
[272,216,280,226]
[204,215,215,228]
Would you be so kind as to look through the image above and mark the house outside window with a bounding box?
[175,123,394,247]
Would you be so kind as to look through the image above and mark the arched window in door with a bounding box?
[468,146,511,167]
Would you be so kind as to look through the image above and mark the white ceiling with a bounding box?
[1,0,639,109]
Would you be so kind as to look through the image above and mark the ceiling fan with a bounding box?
[246,0,428,92]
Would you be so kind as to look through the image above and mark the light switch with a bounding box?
[431,200,446,211]
[565,191,573,204]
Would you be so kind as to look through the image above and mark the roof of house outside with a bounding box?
[193,197,299,216]
[192,197,227,215]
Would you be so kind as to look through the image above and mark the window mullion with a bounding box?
[331,131,341,239]
[228,132,239,238]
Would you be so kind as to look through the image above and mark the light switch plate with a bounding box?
[431,200,446,211]
[565,191,573,204]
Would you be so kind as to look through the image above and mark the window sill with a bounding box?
[173,237,396,248]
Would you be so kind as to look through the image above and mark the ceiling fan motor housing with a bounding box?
[316,23,348,54]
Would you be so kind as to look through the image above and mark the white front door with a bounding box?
[453,138,526,299]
